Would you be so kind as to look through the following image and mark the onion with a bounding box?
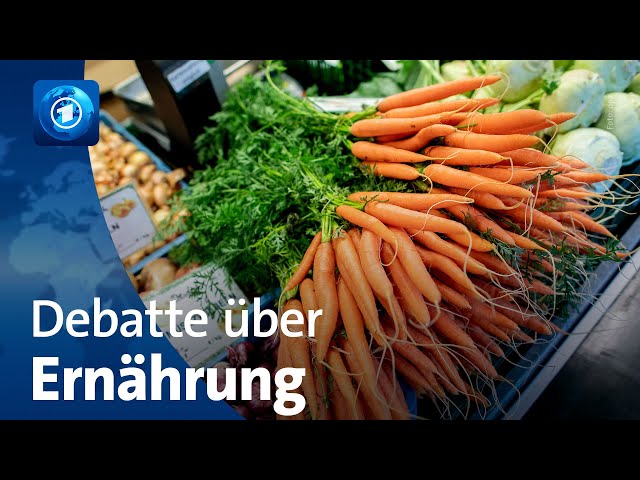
[150,171,167,185]
[166,168,186,188]
[153,207,171,225]
[138,182,154,205]
[128,151,151,167]
[121,163,138,178]
[95,184,109,197]
[119,142,138,158]
[152,184,169,207]
[138,164,156,183]
[247,382,273,416]
[140,257,177,291]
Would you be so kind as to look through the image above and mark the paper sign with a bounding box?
[308,96,381,113]
[143,264,247,369]
[100,183,157,259]
[166,60,211,94]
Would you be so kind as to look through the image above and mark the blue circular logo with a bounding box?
[39,85,95,141]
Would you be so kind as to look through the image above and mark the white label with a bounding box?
[308,96,381,113]
[100,183,157,259]
[166,60,211,93]
[143,264,247,368]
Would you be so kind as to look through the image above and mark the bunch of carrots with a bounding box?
[274,74,633,420]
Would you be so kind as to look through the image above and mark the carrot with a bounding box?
[284,299,319,420]
[415,245,481,297]
[443,201,516,245]
[365,201,469,236]
[535,187,601,200]
[468,308,512,341]
[376,132,411,143]
[360,161,422,181]
[381,242,431,325]
[282,232,321,293]
[467,324,505,357]
[335,205,398,248]
[313,241,339,363]
[326,347,365,420]
[422,210,497,252]
[337,332,393,420]
[463,109,548,134]
[499,148,559,168]
[381,124,456,151]
[423,146,507,166]
[350,113,448,137]
[407,229,488,275]
[560,170,611,185]
[460,345,499,379]
[506,112,578,135]
[333,234,386,345]
[447,187,508,210]
[468,166,551,185]
[534,198,591,212]
[444,131,540,152]
[433,279,471,309]
[347,229,361,251]
[465,249,517,276]
[377,75,502,112]
[352,141,441,164]
[388,227,442,305]
[558,156,590,169]
[546,211,614,237]
[499,196,568,233]
[348,191,472,211]
[329,382,358,420]
[428,307,476,350]
[506,231,544,250]
[369,354,410,420]
[383,98,482,119]
[468,298,519,330]
[422,163,534,198]
[388,353,432,394]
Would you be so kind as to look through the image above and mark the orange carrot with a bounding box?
[381,124,456,151]
[335,303,392,420]
[333,233,386,345]
[467,324,505,357]
[535,187,600,199]
[313,241,339,363]
[433,278,471,308]
[461,346,499,379]
[447,187,508,210]
[282,232,321,292]
[463,109,548,134]
[426,209,497,252]
[415,245,481,297]
[326,347,365,420]
[381,242,431,325]
[383,98,482,119]
[365,201,469,236]
[369,353,410,420]
[350,113,448,137]
[284,299,319,419]
[330,382,359,420]
[468,166,551,185]
[499,148,559,168]
[499,196,568,233]
[377,75,502,112]
[444,131,540,152]
[506,231,544,250]
[424,146,507,166]
[335,205,398,248]
[507,113,577,134]
[534,198,592,212]
[389,227,442,305]
[352,141,440,164]
[388,353,432,394]
[467,298,519,330]
[348,191,472,211]
[422,163,534,198]
[468,309,511,341]
[347,228,361,250]
[407,228,488,275]
[443,201,516,245]
[376,132,411,143]
[465,249,517,277]
[360,161,422,181]
[547,211,614,237]
[428,307,476,350]
[558,156,590,169]
[560,170,611,185]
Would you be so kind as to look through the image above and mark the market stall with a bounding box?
[91,59,640,420]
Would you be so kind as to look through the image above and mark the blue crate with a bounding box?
[99,110,189,274]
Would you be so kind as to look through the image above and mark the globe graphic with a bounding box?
[39,85,95,141]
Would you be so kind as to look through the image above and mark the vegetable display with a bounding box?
[89,123,187,268]
[172,62,637,419]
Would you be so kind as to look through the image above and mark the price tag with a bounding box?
[100,183,157,259]
[166,60,211,94]
[143,264,247,369]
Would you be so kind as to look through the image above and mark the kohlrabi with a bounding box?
[538,69,606,133]
[572,60,640,93]
[628,73,640,95]
[595,92,640,164]
[486,60,553,103]
[441,61,471,82]
[552,128,623,192]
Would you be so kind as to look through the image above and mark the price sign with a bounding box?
[99,183,157,259]
[143,264,247,369]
